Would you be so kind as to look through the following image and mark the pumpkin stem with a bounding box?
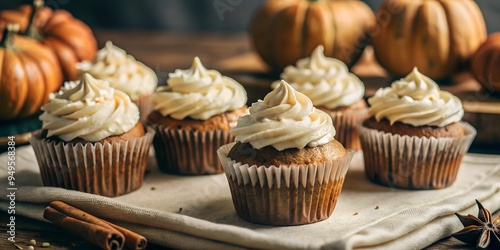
[0,24,20,49]
[24,0,44,41]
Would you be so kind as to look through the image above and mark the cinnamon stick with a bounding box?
[44,201,147,250]
[43,206,124,250]
[49,201,147,250]
[101,220,148,250]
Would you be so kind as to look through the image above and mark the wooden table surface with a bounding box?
[1,30,499,250]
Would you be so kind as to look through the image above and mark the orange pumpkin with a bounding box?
[0,24,62,121]
[0,0,97,80]
[471,33,500,92]
[249,0,375,71]
[371,0,487,79]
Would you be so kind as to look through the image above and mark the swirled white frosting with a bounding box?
[40,73,140,142]
[231,80,336,150]
[368,67,464,127]
[152,57,247,120]
[77,41,158,100]
[272,45,364,109]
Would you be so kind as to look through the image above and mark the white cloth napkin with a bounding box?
[1,145,499,249]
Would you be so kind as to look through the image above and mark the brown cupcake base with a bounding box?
[147,107,247,132]
[359,122,476,190]
[227,176,345,226]
[132,94,154,124]
[218,143,354,226]
[30,125,155,197]
[318,100,369,151]
[227,140,348,166]
[362,117,465,138]
[152,125,233,175]
[364,150,463,190]
[148,108,247,175]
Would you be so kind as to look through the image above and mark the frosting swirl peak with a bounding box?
[40,73,140,142]
[152,57,247,120]
[392,67,440,100]
[167,57,223,92]
[77,41,158,100]
[231,80,336,150]
[274,45,365,109]
[368,67,464,127]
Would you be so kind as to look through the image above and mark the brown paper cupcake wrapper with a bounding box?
[133,94,154,124]
[358,122,476,190]
[30,127,155,197]
[217,143,354,226]
[322,107,370,151]
[152,125,234,175]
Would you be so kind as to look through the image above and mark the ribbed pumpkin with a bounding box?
[471,33,500,92]
[371,0,487,79]
[249,0,375,71]
[0,0,97,80]
[0,24,62,121]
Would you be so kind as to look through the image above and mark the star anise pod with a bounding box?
[452,199,500,249]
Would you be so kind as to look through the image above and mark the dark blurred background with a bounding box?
[0,0,499,33]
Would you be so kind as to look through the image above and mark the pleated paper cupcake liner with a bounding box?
[321,107,369,151]
[217,143,354,226]
[152,125,234,175]
[358,122,476,190]
[133,94,154,124]
[30,127,155,197]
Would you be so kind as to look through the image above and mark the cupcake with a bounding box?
[359,67,476,190]
[272,45,368,150]
[30,73,154,197]
[217,80,354,226]
[77,41,158,122]
[148,57,247,175]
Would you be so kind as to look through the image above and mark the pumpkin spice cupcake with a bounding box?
[30,73,154,197]
[359,67,476,190]
[272,45,368,150]
[148,57,247,175]
[218,80,354,226]
[77,41,158,122]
